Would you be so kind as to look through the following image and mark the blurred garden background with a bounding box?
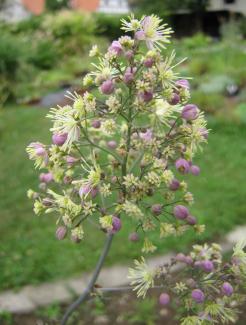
[0,0,246,323]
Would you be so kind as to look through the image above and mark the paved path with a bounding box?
[0,226,245,314]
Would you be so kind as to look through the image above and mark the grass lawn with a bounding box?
[0,106,246,292]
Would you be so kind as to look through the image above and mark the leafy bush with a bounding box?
[94,13,129,40]
[182,33,211,50]
[27,39,59,70]
[191,91,224,114]
[42,10,96,55]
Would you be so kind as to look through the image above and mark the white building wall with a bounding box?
[98,0,129,14]
[209,0,246,15]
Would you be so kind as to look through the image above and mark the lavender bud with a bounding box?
[175,158,190,174]
[56,226,67,240]
[35,147,46,156]
[125,50,134,60]
[135,30,145,40]
[186,215,197,225]
[123,71,134,84]
[169,178,180,191]
[39,172,53,183]
[191,289,205,304]
[91,120,101,129]
[173,205,189,220]
[144,58,154,68]
[111,216,122,233]
[52,133,68,146]
[190,165,200,176]
[221,282,233,296]
[129,232,139,242]
[139,90,153,103]
[185,255,193,265]
[151,204,162,216]
[182,104,199,121]
[176,79,190,89]
[107,140,117,149]
[159,293,170,306]
[100,80,115,95]
[109,40,122,55]
[199,127,208,139]
[175,253,187,263]
[201,260,214,273]
[168,93,180,105]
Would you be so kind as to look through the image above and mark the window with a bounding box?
[224,0,235,4]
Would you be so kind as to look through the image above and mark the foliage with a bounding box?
[94,13,130,40]
[131,0,209,14]
[46,0,69,11]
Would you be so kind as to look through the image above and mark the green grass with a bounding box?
[0,107,246,292]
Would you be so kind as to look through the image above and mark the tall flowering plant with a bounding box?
[27,15,246,325]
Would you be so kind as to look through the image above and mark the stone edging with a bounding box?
[0,225,245,314]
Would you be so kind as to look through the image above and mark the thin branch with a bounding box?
[61,234,114,325]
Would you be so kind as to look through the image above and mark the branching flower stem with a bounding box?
[61,233,114,325]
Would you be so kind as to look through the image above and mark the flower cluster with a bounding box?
[27,14,206,247]
[26,14,245,323]
[129,242,246,324]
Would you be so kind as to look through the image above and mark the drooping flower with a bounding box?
[26,142,48,168]
[56,226,67,240]
[47,105,80,149]
[132,15,173,50]
[128,257,154,298]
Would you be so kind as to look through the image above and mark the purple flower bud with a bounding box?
[109,40,122,55]
[173,205,189,220]
[91,120,101,129]
[107,140,117,149]
[191,289,205,304]
[135,30,145,40]
[199,127,208,139]
[182,104,199,121]
[190,165,200,176]
[79,184,92,197]
[123,71,134,84]
[151,204,162,216]
[139,90,153,103]
[109,216,122,234]
[175,253,187,263]
[169,178,180,191]
[175,158,190,174]
[144,58,154,68]
[186,215,197,225]
[221,282,233,296]
[194,261,203,268]
[52,133,68,146]
[56,226,67,240]
[90,187,98,198]
[66,156,78,166]
[129,232,139,242]
[201,260,214,273]
[100,80,115,95]
[168,93,180,105]
[125,50,134,60]
[159,293,170,305]
[139,129,153,142]
[39,172,53,183]
[176,79,190,89]
[35,147,46,156]
[185,256,193,265]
